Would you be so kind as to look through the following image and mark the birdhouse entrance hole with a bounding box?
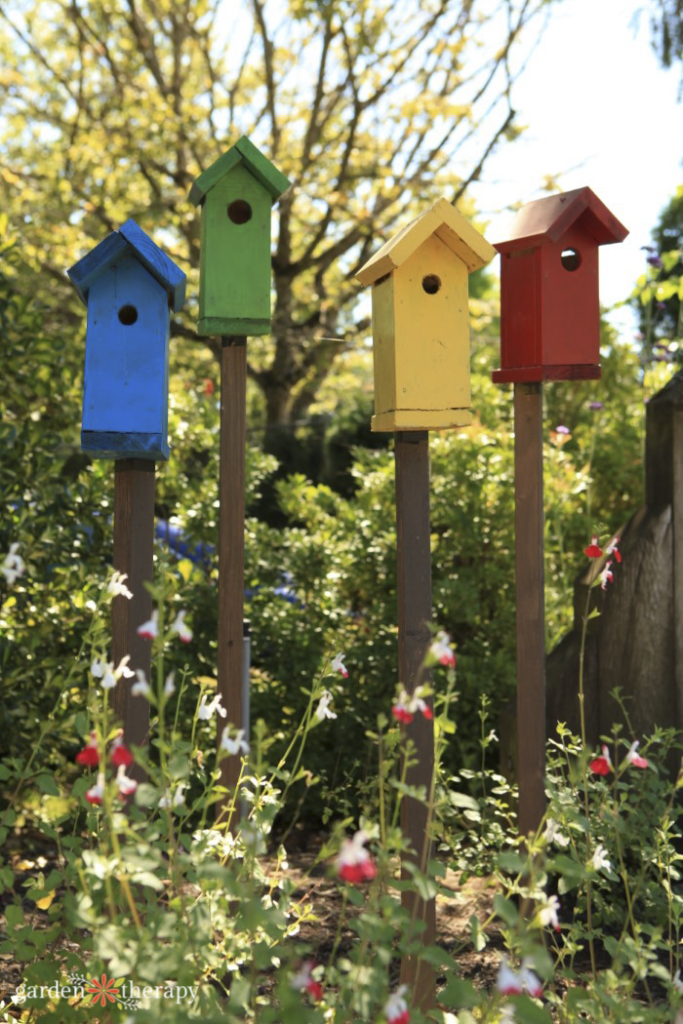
[118,304,138,325]
[560,248,581,272]
[422,274,441,294]
[227,200,253,225]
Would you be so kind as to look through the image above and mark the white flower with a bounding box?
[220,727,250,756]
[116,764,137,797]
[164,672,176,697]
[331,653,348,678]
[171,610,192,643]
[198,693,226,720]
[384,984,409,1023]
[430,629,455,667]
[1,543,25,586]
[538,893,561,931]
[107,571,133,600]
[159,783,186,810]
[314,690,337,721]
[590,843,612,873]
[673,970,683,993]
[497,957,523,995]
[91,655,134,690]
[85,772,106,805]
[520,959,543,998]
[131,669,151,697]
[543,817,570,848]
[499,1006,517,1023]
[137,610,158,639]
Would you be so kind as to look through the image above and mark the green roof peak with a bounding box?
[189,135,290,206]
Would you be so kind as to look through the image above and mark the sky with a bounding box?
[469,0,683,335]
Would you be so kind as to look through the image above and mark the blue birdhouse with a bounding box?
[68,219,186,461]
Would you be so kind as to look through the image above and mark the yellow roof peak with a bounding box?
[356,197,496,286]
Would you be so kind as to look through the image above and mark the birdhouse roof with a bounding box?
[68,219,186,312]
[189,135,291,206]
[495,187,628,254]
[356,197,496,286]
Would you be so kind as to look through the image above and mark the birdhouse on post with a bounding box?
[68,219,186,460]
[356,197,496,431]
[189,135,291,336]
[493,187,628,383]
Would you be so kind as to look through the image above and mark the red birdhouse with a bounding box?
[493,187,628,383]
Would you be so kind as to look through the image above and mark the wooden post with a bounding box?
[111,459,155,778]
[395,431,436,1007]
[217,336,247,825]
[513,383,546,836]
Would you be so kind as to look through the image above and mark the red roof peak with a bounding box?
[495,187,628,254]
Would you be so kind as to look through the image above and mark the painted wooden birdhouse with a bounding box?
[189,135,290,336]
[68,219,186,461]
[356,197,496,431]
[493,187,628,383]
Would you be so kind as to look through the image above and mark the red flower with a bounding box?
[291,961,323,1002]
[339,859,377,883]
[584,535,603,558]
[204,378,215,396]
[589,744,612,776]
[392,706,414,725]
[606,537,622,563]
[111,734,133,767]
[336,831,377,883]
[627,741,649,769]
[76,731,99,766]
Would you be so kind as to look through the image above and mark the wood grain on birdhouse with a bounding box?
[493,187,628,383]
[189,135,290,337]
[356,198,496,431]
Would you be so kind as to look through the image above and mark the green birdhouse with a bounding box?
[189,135,290,336]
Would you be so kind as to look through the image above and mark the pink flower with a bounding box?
[590,744,612,775]
[85,773,105,805]
[430,630,456,667]
[110,733,133,767]
[584,535,603,558]
[171,610,192,643]
[291,961,323,1002]
[392,686,433,725]
[600,560,614,590]
[626,741,649,769]
[331,653,348,678]
[137,611,158,639]
[336,830,377,884]
[75,731,99,767]
[605,537,622,563]
[384,984,409,1024]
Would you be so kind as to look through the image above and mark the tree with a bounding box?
[0,0,554,443]
[646,0,683,75]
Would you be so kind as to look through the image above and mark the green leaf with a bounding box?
[35,774,60,796]
[493,893,519,925]
[5,904,24,928]
[439,976,479,1009]
[508,995,553,1023]
[469,913,487,951]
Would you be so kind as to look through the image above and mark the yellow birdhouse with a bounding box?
[356,198,496,431]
